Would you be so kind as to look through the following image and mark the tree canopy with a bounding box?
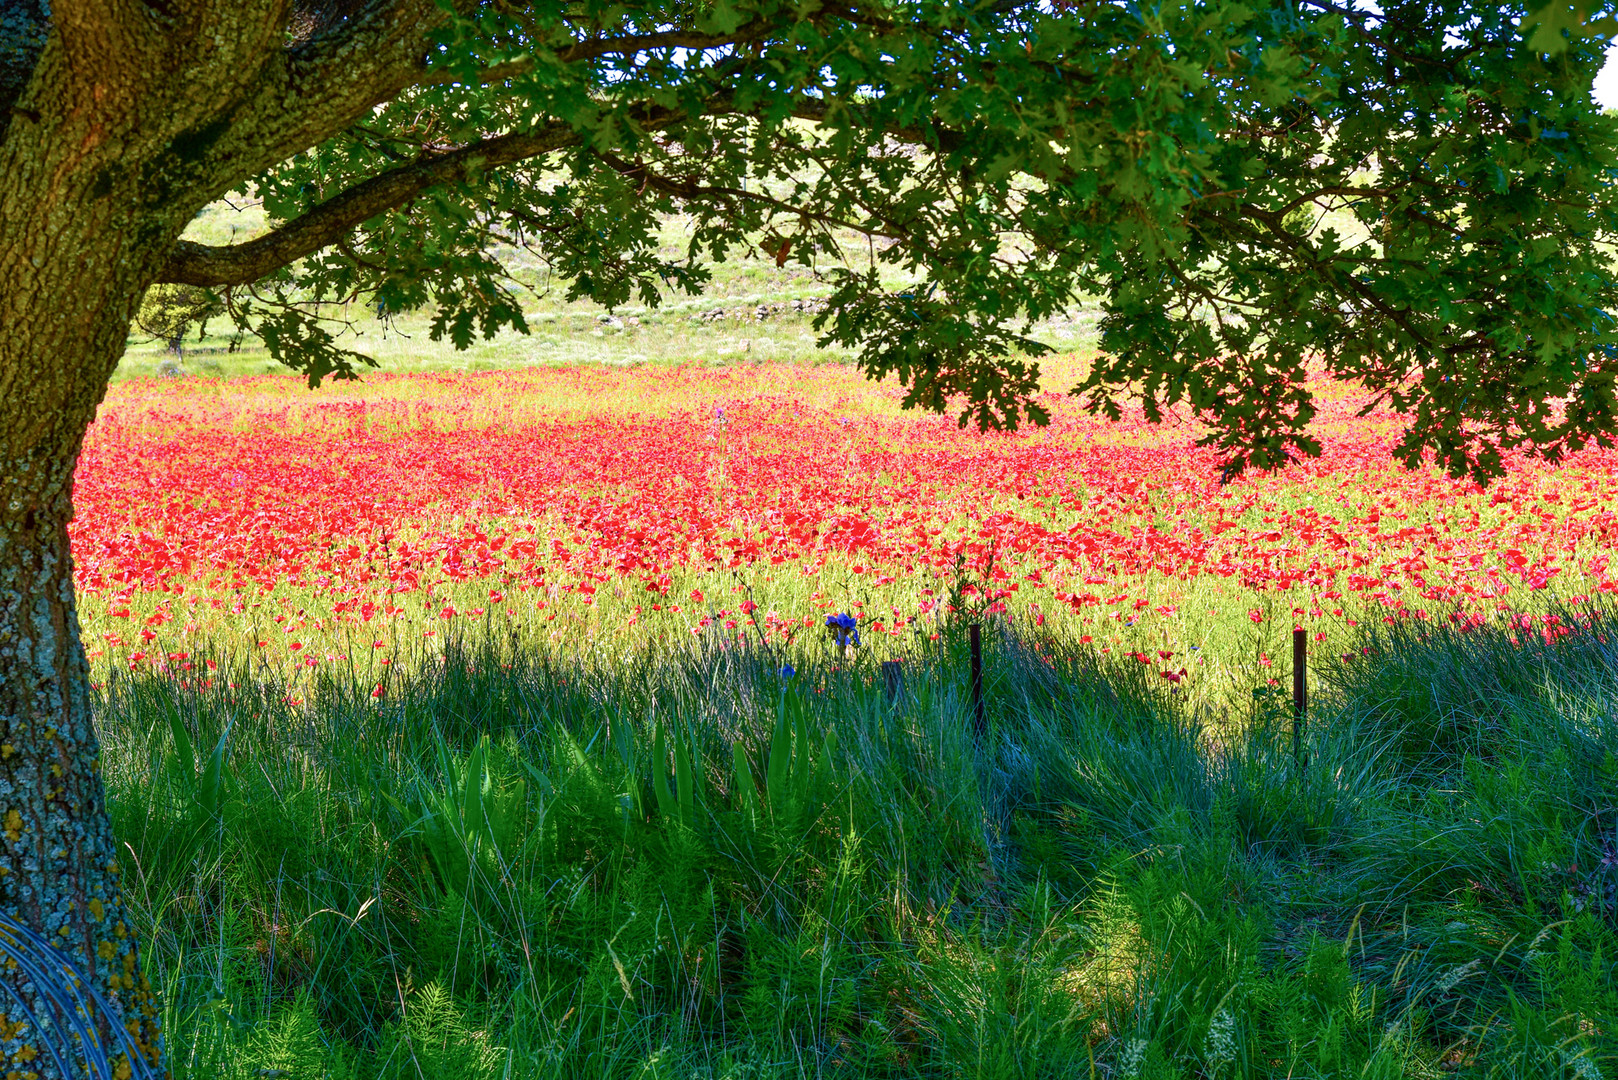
[125,0,1618,484]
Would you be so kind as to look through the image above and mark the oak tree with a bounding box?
[1,0,1615,1073]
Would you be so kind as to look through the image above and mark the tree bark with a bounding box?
[0,420,163,1080]
[0,7,287,1075]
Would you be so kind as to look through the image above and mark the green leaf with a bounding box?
[520,759,554,800]
[732,741,759,821]
[652,723,677,822]
[187,0,1618,486]
[699,0,748,35]
[196,721,232,819]
[766,698,793,811]
[166,705,196,788]
[462,735,488,841]
[815,729,838,800]
[674,731,696,827]
[792,711,813,809]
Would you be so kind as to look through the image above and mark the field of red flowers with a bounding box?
[73,360,1618,702]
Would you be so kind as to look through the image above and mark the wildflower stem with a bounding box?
[969,622,985,743]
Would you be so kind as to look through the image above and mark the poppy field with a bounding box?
[88,356,1618,1078]
[76,356,1618,708]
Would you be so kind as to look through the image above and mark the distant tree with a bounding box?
[135,283,220,356]
[1,1,1616,1074]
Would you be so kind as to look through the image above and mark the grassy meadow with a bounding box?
[104,612,1618,1079]
[117,198,1097,382]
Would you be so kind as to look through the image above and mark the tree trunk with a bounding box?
[0,11,270,1075]
[0,446,164,1080]
[0,243,169,1077]
[0,43,191,1071]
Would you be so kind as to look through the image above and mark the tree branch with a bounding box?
[160,122,583,286]
[786,97,968,156]
[553,20,782,64]
[416,56,538,87]
[594,149,904,242]
[414,20,778,92]
[217,0,450,183]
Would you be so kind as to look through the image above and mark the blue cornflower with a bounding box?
[780,663,796,679]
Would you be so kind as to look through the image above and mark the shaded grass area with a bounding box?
[101,611,1618,1078]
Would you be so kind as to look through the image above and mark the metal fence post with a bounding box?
[1293,626,1308,767]
[881,659,905,709]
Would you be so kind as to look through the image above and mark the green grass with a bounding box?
[115,296,1098,385]
[100,608,1618,1078]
